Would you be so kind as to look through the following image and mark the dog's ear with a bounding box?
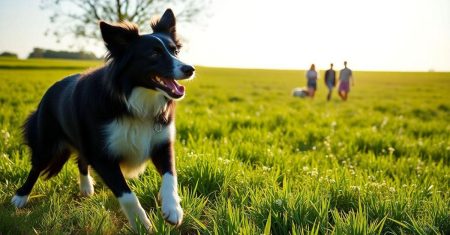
[100,21,139,57]
[151,9,177,38]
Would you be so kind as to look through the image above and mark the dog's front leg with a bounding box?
[151,142,183,226]
[90,158,152,231]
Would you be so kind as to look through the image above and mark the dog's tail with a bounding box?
[41,147,71,179]
[22,111,38,150]
[22,111,71,179]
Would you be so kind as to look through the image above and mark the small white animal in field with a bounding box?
[292,87,309,98]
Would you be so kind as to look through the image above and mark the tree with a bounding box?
[28,48,98,60]
[0,52,18,58]
[41,0,210,44]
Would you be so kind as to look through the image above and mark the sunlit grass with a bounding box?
[0,58,449,234]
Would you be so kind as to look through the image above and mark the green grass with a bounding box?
[0,58,449,234]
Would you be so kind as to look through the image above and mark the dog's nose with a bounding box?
[181,65,195,77]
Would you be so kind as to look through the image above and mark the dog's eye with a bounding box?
[151,48,162,58]
[169,46,179,55]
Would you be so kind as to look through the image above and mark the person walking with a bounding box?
[324,63,336,101]
[306,64,318,98]
[338,61,354,101]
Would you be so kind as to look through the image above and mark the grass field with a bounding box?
[0,57,449,234]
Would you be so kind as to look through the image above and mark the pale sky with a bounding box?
[1,0,449,71]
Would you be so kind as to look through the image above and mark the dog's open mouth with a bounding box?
[152,76,185,99]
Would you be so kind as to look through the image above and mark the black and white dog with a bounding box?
[11,9,194,230]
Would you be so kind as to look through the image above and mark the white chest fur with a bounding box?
[104,87,175,178]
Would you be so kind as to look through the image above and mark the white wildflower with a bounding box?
[1,129,10,142]
[309,169,318,177]
[275,199,283,206]
[262,166,271,171]
[418,139,423,146]
[350,186,360,191]
[388,147,395,154]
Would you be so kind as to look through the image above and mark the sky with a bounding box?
[0,0,449,71]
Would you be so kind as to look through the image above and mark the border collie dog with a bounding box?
[11,9,194,230]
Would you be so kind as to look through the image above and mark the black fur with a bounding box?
[151,9,182,48]
[14,9,194,225]
[151,142,176,175]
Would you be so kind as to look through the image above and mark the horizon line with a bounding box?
[193,64,450,73]
[5,57,450,73]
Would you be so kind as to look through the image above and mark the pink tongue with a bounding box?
[165,80,185,96]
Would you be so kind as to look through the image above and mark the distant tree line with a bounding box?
[28,48,99,60]
[0,52,18,58]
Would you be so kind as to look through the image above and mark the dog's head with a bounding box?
[100,9,194,100]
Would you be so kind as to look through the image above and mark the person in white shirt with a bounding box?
[338,61,354,101]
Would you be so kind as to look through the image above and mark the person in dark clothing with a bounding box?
[324,63,336,101]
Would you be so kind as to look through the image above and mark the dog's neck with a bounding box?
[126,87,170,121]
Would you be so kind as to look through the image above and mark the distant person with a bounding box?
[324,63,336,101]
[338,61,354,101]
[306,64,318,98]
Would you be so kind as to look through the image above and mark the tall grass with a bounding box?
[0,58,449,234]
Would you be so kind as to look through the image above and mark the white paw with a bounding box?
[79,174,94,196]
[161,193,183,226]
[11,194,29,208]
[118,192,152,232]
[160,173,183,226]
